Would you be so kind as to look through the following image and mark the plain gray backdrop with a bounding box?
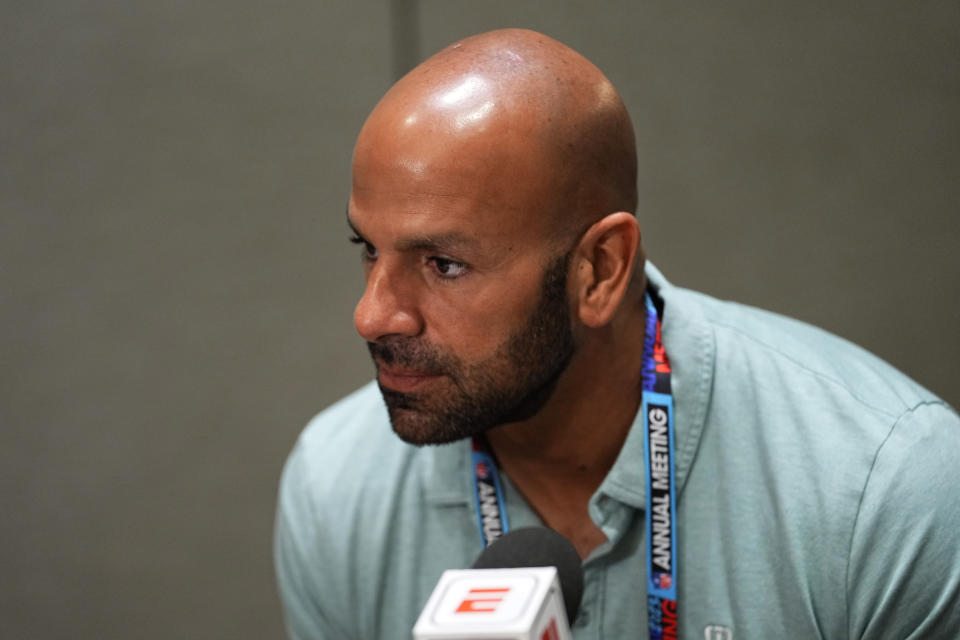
[2,1,957,638]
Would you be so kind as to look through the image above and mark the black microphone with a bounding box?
[472,527,585,625]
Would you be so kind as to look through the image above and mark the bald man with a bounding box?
[275,29,960,639]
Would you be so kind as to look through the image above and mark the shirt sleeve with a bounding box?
[846,401,960,639]
[274,439,354,640]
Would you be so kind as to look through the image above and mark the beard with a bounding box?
[368,251,576,446]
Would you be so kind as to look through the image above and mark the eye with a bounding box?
[349,235,378,261]
[428,257,468,279]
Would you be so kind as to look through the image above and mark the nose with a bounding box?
[353,261,423,342]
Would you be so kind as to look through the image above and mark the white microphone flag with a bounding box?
[413,567,572,640]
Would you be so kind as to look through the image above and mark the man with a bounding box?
[275,29,960,639]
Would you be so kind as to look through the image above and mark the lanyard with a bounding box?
[641,292,678,640]
[470,293,677,639]
[470,437,510,546]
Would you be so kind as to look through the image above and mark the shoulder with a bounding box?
[656,275,960,635]
[295,381,399,472]
[846,401,960,637]
[673,284,943,417]
[275,383,477,638]
[277,379,473,562]
[299,380,392,451]
[280,381,429,527]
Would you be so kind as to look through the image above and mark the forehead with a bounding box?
[350,130,557,250]
[348,184,535,262]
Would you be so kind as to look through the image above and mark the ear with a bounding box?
[571,212,642,328]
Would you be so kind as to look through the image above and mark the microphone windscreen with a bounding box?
[471,527,584,624]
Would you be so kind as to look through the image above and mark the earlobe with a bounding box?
[573,212,641,328]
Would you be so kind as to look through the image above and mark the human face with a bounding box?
[350,75,578,444]
[348,179,579,445]
[366,251,574,445]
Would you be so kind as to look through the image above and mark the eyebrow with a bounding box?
[347,211,481,254]
[346,212,364,239]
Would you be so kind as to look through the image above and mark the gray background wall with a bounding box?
[2,2,956,638]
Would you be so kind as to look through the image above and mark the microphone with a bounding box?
[413,527,584,639]
[471,527,584,625]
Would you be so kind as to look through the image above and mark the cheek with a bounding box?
[421,280,540,359]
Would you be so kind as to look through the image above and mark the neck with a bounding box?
[482,297,647,558]
[484,299,647,491]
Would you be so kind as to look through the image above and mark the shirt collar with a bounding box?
[592,261,715,513]
[425,439,472,505]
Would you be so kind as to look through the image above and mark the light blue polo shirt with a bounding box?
[275,264,960,639]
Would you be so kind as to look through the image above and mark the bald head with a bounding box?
[353,29,637,244]
[350,31,646,442]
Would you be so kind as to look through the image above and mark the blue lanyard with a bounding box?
[470,437,510,546]
[471,293,677,638]
[641,293,678,640]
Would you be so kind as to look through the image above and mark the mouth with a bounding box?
[376,362,443,392]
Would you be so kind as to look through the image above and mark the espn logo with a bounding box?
[413,568,567,638]
[455,587,510,614]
